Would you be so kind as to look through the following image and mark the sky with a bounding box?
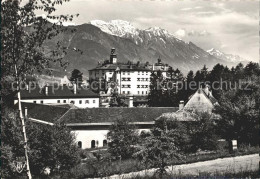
[36,0,259,62]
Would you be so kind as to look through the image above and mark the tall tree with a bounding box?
[134,117,183,178]
[107,119,139,160]
[148,71,164,106]
[1,1,78,178]
[70,69,83,86]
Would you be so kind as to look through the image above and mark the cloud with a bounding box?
[181,8,192,11]
[196,11,216,15]
[187,30,211,37]
[174,29,186,38]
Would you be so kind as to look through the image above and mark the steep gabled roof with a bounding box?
[186,88,218,105]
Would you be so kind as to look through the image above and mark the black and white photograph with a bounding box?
[1,0,259,178]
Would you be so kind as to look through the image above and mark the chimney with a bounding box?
[25,107,28,117]
[152,64,155,71]
[179,100,184,110]
[128,96,133,108]
[73,83,77,94]
[204,84,210,96]
[45,86,48,95]
[26,84,29,91]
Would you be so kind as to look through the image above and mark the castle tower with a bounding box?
[110,48,117,64]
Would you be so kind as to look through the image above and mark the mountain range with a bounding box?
[44,20,248,77]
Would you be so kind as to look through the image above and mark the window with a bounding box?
[78,141,82,148]
[91,140,95,148]
[85,100,89,104]
[103,140,108,147]
[40,101,43,104]
[138,91,140,94]
[198,96,200,101]
[128,85,131,88]
[57,100,60,103]
[146,91,148,94]
[142,91,144,95]
[128,72,130,75]
[93,100,96,103]
[63,100,66,103]
[146,85,148,88]
[137,85,140,88]
[127,78,131,81]
[79,100,82,104]
[128,91,130,94]
[146,78,148,81]
[70,100,75,104]
[123,91,125,94]
[137,78,140,81]
[33,101,36,103]
[123,72,125,75]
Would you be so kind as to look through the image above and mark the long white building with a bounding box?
[15,84,100,108]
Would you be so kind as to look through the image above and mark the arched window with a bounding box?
[77,141,82,148]
[103,140,108,147]
[91,140,95,148]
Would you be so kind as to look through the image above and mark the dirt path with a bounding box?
[96,154,258,179]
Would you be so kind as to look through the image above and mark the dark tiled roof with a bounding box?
[18,86,99,99]
[60,107,179,123]
[20,103,70,122]
[89,63,152,71]
[18,102,179,124]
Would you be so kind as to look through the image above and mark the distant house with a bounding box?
[15,84,100,108]
[184,85,218,113]
[159,85,218,121]
[20,103,179,149]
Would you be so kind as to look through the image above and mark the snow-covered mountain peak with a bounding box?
[90,20,139,37]
[207,48,224,57]
[145,26,173,37]
[207,48,248,63]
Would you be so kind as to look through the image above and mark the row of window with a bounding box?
[137,85,149,88]
[33,99,96,105]
[122,91,131,94]
[137,78,149,81]
[121,91,148,95]
[77,140,108,149]
[122,85,131,88]
[138,91,148,95]
[122,78,131,81]
[137,71,149,75]
[122,72,131,75]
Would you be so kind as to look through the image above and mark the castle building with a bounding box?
[89,48,171,97]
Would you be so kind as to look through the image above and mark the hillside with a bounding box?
[44,20,240,76]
